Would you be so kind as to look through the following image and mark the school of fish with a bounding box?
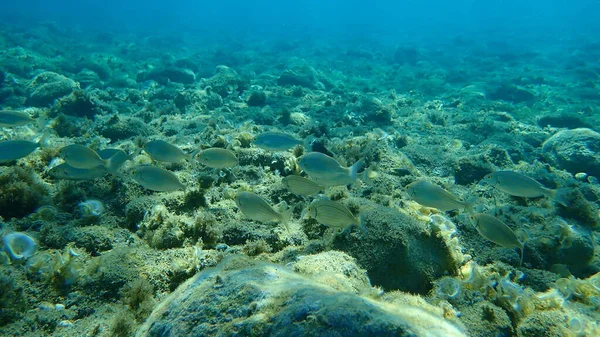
[0,108,575,266]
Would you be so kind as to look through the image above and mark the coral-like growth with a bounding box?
[120,278,155,320]
[0,270,27,326]
[0,167,49,219]
[26,246,82,289]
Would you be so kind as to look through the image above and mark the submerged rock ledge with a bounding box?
[137,255,466,337]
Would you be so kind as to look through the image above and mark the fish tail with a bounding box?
[463,198,477,214]
[189,148,201,160]
[189,149,201,169]
[35,115,50,129]
[280,205,293,231]
[519,244,525,267]
[129,147,143,160]
[361,166,378,184]
[277,201,292,223]
[349,158,365,181]
[551,188,572,207]
[104,156,117,175]
[358,213,367,234]
[303,135,316,151]
[38,130,52,148]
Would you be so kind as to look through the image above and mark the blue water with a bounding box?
[1,0,599,43]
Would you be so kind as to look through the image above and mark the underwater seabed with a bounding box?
[0,21,600,337]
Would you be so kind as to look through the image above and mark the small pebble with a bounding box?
[57,320,74,328]
[55,303,65,310]
[39,302,54,310]
[215,243,229,251]
[575,172,587,181]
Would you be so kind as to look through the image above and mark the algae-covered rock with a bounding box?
[51,89,103,118]
[277,64,319,89]
[459,301,513,337]
[75,69,101,88]
[137,255,466,337]
[332,199,458,294]
[173,88,223,113]
[0,167,49,219]
[40,224,114,255]
[0,270,27,326]
[291,251,371,293]
[516,310,569,337]
[488,84,535,104]
[83,248,143,300]
[27,71,77,106]
[542,128,600,177]
[98,114,156,141]
[203,65,246,97]
[246,90,267,107]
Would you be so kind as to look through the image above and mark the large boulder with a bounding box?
[136,255,466,337]
[277,64,319,89]
[542,128,600,176]
[332,199,458,294]
[27,71,78,106]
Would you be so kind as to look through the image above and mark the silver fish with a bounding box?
[0,110,34,127]
[282,175,323,196]
[253,131,302,151]
[49,163,108,180]
[470,213,525,265]
[297,152,365,186]
[235,191,291,223]
[132,166,185,192]
[0,140,41,163]
[197,148,238,169]
[144,140,194,163]
[481,171,570,206]
[305,199,362,230]
[59,145,109,170]
[406,180,473,212]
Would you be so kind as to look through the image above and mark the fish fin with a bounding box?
[189,149,200,170]
[516,228,530,245]
[129,147,143,160]
[349,158,366,181]
[104,156,118,175]
[35,115,50,129]
[281,208,293,224]
[300,206,309,220]
[189,148,201,160]
[361,166,378,184]
[515,228,529,267]
[463,198,477,214]
[551,188,572,207]
[37,130,52,148]
[303,135,316,151]
[519,244,525,267]
[358,213,367,234]
[279,203,293,231]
